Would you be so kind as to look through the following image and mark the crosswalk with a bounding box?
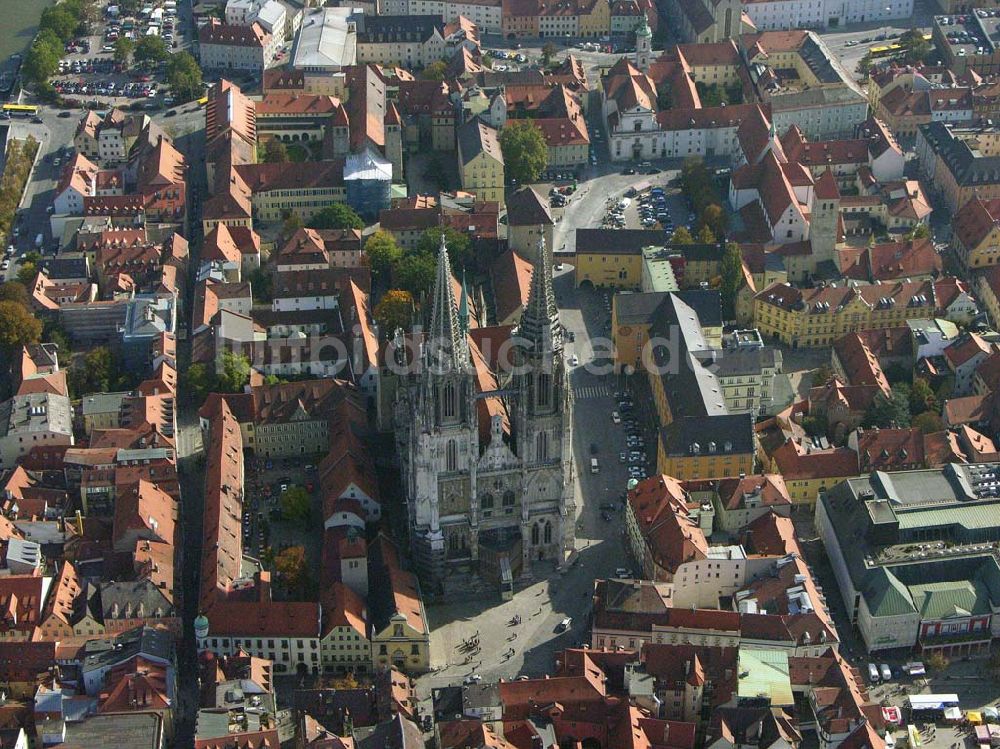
[574,383,613,400]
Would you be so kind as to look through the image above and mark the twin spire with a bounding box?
[518,238,563,355]
[426,234,562,373]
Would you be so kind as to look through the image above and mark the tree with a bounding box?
[395,252,437,298]
[812,363,835,387]
[864,386,912,429]
[39,5,81,42]
[248,267,273,303]
[907,223,930,240]
[275,545,309,597]
[719,242,743,320]
[217,350,251,393]
[262,138,289,163]
[307,202,364,230]
[541,42,558,67]
[671,226,694,244]
[801,414,829,438]
[0,282,30,308]
[925,652,949,672]
[909,377,937,415]
[15,263,38,288]
[280,487,312,524]
[899,27,931,64]
[696,225,716,244]
[135,35,168,65]
[912,410,943,434]
[499,120,548,186]
[416,226,473,270]
[114,37,135,64]
[23,30,63,84]
[421,60,448,81]
[699,203,728,239]
[182,362,215,402]
[375,289,415,334]
[364,230,403,281]
[857,52,873,77]
[0,300,42,355]
[166,51,203,103]
[281,212,303,240]
[68,346,121,394]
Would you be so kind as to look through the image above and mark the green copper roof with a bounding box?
[864,567,916,617]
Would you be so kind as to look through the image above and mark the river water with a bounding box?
[0,0,55,61]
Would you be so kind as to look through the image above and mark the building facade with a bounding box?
[395,238,575,592]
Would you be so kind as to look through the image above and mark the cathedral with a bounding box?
[394,236,575,593]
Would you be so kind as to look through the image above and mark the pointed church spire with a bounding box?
[458,269,470,335]
[518,238,563,354]
[427,233,469,371]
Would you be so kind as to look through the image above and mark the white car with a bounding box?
[463,674,483,684]
[569,354,579,366]
[554,263,564,271]
[611,411,621,424]
[558,617,572,631]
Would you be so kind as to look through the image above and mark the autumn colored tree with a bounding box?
[275,545,309,597]
[670,226,694,244]
[375,289,415,334]
[0,300,43,355]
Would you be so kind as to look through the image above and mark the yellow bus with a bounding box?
[869,43,903,58]
[2,103,39,117]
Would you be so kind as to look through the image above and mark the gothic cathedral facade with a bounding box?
[395,237,576,592]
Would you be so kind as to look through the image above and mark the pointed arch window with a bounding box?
[502,490,515,508]
[536,431,549,461]
[531,524,540,545]
[481,493,494,509]
[544,521,553,544]
[537,373,551,407]
[443,382,457,419]
[446,439,457,472]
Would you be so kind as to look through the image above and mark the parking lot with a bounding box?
[243,455,325,594]
[44,0,193,109]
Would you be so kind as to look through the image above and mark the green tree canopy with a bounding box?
[541,42,558,66]
[15,263,38,288]
[0,300,42,355]
[416,226,473,270]
[307,202,365,230]
[421,60,448,81]
[912,410,943,434]
[909,377,937,415]
[280,487,311,524]
[166,51,203,102]
[395,253,437,298]
[39,5,81,42]
[364,230,403,280]
[899,27,931,64]
[114,37,135,63]
[135,35,169,65]
[718,242,743,320]
[68,346,124,395]
[217,350,251,393]
[864,385,912,429]
[23,31,63,84]
[499,120,548,185]
[262,138,289,163]
[281,212,304,240]
[182,362,214,403]
[696,225,716,244]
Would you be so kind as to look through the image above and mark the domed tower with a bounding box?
[635,15,652,73]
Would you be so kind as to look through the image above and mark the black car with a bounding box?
[622,167,636,175]
[58,110,72,118]
[31,117,43,124]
